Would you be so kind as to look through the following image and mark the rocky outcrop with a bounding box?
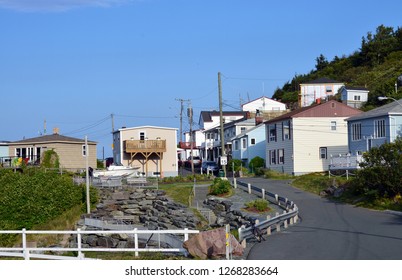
[203,197,253,228]
[76,188,200,249]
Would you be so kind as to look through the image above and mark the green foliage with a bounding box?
[97,159,104,169]
[351,137,402,199]
[41,149,60,169]
[245,199,270,212]
[273,25,402,109]
[227,159,242,172]
[208,178,231,195]
[249,156,265,169]
[264,169,294,180]
[0,169,94,246]
[292,173,347,195]
[161,174,212,184]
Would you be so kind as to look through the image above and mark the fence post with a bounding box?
[233,177,237,189]
[184,228,189,242]
[134,228,139,257]
[22,228,30,260]
[77,228,84,260]
[275,194,279,203]
[283,210,288,229]
[248,183,251,194]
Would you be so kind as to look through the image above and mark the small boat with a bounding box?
[93,165,140,178]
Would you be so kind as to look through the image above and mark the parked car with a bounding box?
[185,156,202,167]
[201,161,219,174]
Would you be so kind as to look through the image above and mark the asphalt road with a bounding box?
[238,177,402,260]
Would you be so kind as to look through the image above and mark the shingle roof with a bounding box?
[265,100,361,124]
[347,98,402,121]
[301,77,343,84]
[11,134,97,144]
[199,111,248,123]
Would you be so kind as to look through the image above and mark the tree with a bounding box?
[315,54,329,71]
[353,137,402,199]
[41,149,60,169]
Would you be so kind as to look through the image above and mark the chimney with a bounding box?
[53,127,60,135]
[255,109,263,125]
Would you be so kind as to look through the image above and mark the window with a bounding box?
[278,149,284,164]
[354,95,361,101]
[269,150,276,165]
[251,138,256,145]
[326,86,332,93]
[282,120,290,140]
[240,127,246,133]
[331,121,337,131]
[242,138,247,149]
[234,140,239,151]
[82,145,87,157]
[374,119,386,138]
[139,132,145,141]
[351,123,362,141]
[319,147,327,159]
[269,124,277,142]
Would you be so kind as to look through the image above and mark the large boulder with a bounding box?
[183,227,243,259]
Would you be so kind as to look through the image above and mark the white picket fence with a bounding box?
[0,228,199,260]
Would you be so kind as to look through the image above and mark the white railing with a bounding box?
[0,228,199,260]
[233,179,299,244]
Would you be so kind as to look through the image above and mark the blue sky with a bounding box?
[1,0,401,158]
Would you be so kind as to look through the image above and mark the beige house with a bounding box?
[113,126,178,177]
[9,133,97,170]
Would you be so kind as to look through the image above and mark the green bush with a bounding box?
[245,199,270,212]
[0,169,95,246]
[208,178,231,195]
[228,159,243,172]
[41,149,60,168]
[249,156,265,170]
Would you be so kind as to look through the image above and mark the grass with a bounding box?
[159,183,195,206]
[291,173,347,195]
[263,169,294,180]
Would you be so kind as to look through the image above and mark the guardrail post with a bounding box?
[238,226,246,248]
[283,211,288,229]
[266,215,272,236]
[184,228,189,242]
[275,194,279,204]
[134,228,139,257]
[248,183,251,194]
[22,228,30,260]
[77,228,84,260]
[233,178,237,189]
[262,189,265,200]
[275,213,280,232]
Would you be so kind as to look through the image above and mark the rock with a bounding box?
[183,227,244,259]
[112,192,130,201]
[97,236,116,248]
[129,193,146,200]
[111,210,124,217]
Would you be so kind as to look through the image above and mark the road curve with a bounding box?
[238,178,402,260]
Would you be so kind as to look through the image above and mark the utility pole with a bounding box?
[175,98,190,143]
[85,136,90,214]
[111,113,115,133]
[218,72,227,177]
[188,101,195,175]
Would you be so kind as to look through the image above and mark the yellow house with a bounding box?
[113,126,178,177]
[8,133,97,170]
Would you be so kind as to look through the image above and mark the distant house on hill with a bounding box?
[340,86,369,108]
[299,77,344,107]
[8,130,97,170]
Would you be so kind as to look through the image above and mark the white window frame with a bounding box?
[351,123,362,141]
[331,121,337,131]
[242,138,247,149]
[374,119,386,139]
[82,145,87,157]
[319,147,327,159]
[278,149,284,164]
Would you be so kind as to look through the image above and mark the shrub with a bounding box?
[227,159,243,172]
[249,156,265,170]
[208,178,231,195]
[245,199,270,212]
[41,149,60,169]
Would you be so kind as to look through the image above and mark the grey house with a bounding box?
[347,98,402,155]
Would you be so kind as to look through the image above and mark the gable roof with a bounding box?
[241,96,285,107]
[347,98,402,121]
[199,111,248,123]
[11,134,97,145]
[342,86,369,91]
[301,77,343,85]
[265,100,361,124]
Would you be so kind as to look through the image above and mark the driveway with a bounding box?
[238,178,402,260]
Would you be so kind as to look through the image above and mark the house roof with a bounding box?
[11,134,97,145]
[115,126,177,134]
[199,111,248,123]
[347,98,402,121]
[342,86,369,91]
[241,95,285,107]
[231,123,265,140]
[265,100,362,124]
[301,77,343,85]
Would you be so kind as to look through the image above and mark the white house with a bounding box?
[242,96,286,112]
[299,78,344,107]
[113,126,178,177]
[340,86,369,108]
[265,100,361,175]
[231,123,266,167]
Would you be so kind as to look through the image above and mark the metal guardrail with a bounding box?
[0,228,199,260]
[233,179,299,243]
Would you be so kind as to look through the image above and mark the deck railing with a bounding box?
[124,140,166,153]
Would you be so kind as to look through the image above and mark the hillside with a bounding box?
[273,25,402,110]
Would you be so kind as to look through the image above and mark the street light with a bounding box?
[378,96,402,107]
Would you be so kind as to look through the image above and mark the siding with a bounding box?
[292,118,349,175]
